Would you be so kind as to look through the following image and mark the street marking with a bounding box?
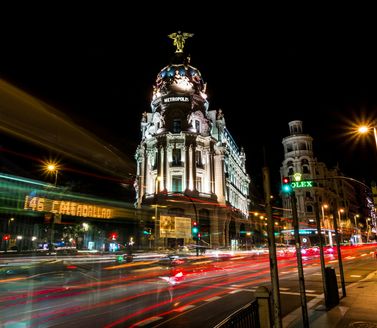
[174,305,195,312]
[361,253,367,257]
[134,317,163,326]
[205,296,221,302]
[281,271,290,274]
[306,290,316,293]
[230,284,242,287]
[329,260,338,263]
[312,273,322,276]
[350,275,361,277]
[279,287,290,291]
[229,289,242,294]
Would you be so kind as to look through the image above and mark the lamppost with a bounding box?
[338,208,345,244]
[321,204,332,246]
[354,214,360,244]
[43,161,60,249]
[357,125,377,151]
[45,161,59,187]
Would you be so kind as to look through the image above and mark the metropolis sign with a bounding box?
[162,96,190,104]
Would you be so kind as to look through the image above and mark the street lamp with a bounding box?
[43,161,60,248]
[354,214,360,244]
[44,161,60,186]
[338,208,345,244]
[357,125,377,151]
[321,204,332,246]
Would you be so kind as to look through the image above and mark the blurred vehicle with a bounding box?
[116,253,133,263]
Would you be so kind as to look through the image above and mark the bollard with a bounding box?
[255,286,272,328]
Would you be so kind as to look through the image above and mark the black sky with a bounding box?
[1,8,377,194]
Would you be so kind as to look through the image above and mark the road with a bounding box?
[0,245,376,327]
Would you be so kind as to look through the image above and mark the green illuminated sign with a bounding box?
[291,180,314,188]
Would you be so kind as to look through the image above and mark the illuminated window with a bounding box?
[172,175,182,192]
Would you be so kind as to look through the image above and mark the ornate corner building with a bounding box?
[134,33,250,249]
[280,120,373,244]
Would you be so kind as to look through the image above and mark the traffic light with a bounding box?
[143,228,152,235]
[2,234,10,241]
[110,232,118,240]
[282,177,292,193]
[192,221,199,239]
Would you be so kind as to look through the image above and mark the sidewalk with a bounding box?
[283,270,377,327]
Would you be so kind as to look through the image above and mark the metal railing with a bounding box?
[214,300,260,328]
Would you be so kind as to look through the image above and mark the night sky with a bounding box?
[1,8,377,195]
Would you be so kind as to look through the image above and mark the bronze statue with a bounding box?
[168,31,194,53]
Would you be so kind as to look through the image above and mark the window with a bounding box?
[172,175,182,192]
[305,192,311,198]
[303,166,310,174]
[306,205,313,212]
[172,148,181,166]
[288,167,294,175]
[196,150,203,167]
[173,119,181,133]
[287,144,293,152]
[195,120,200,132]
[196,177,202,192]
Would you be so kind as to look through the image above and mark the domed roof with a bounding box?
[153,63,207,100]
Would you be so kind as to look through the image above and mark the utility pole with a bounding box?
[332,206,346,297]
[262,166,282,328]
[314,200,328,307]
[291,194,309,327]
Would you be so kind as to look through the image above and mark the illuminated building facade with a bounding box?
[280,120,362,244]
[0,172,136,252]
[134,36,250,249]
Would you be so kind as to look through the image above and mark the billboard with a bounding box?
[160,216,192,238]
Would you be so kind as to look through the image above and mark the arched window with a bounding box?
[306,205,313,212]
[298,143,306,150]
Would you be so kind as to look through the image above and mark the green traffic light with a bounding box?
[192,227,199,234]
[282,184,292,193]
